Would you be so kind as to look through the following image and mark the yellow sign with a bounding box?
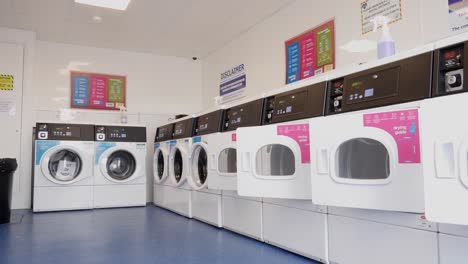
[0,75,14,91]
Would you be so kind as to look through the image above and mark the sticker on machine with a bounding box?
[363,109,420,164]
[231,133,236,142]
[277,123,310,164]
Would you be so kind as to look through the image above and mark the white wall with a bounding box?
[0,30,204,209]
[202,0,457,106]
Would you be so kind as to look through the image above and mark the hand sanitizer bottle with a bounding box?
[371,15,395,59]
[119,105,128,124]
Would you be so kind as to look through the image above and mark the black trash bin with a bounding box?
[0,158,17,224]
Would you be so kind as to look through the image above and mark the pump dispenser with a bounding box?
[371,15,395,59]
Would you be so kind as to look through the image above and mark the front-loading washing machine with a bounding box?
[420,35,468,225]
[187,109,223,227]
[309,47,433,213]
[33,122,94,212]
[94,125,147,208]
[165,117,195,218]
[153,123,174,208]
[207,98,264,240]
[236,80,329,262]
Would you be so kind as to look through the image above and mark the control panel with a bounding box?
[155,124,173,142]
[222,99,263,132]
[433,42,467,96]
[193,110,222,136]
[36,123,94,141]
[327,78,344,114]
[172,118,194,139]
[95,126,146,142]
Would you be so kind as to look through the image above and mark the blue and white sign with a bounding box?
[220,64,246,97]
[286,41,300,84]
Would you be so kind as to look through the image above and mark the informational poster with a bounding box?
[70,71,126,111]
[448,0,468,33]
[219,64,246,97]
[361,0,402,34]
[0,74,14,91]
[285,19,335,84]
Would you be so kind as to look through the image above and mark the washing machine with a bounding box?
[94,125,147,208]
[165,117,195,218]
[33,122,94,212]
[309,46,433,213]
[187,109,223,227]
[205,98,264,239]
[153,123,174,207]
[420,35,468,225]
[236,80,329,261]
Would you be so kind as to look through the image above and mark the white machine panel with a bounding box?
[163,185,192,218]
[191,191,222,227]
[222,195,263,241]
[421,93,468,225]
[94,185,146,208]
[237,121,312,199]
[207,132,238,191]
[310,107,424,212]
[439,233,468,264]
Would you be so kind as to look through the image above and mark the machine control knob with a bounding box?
[447,73,462,87]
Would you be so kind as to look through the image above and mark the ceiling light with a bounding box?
[75,0,131,11]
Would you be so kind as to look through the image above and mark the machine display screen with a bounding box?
[107,127,127,139]
[174,123,185,136]
[51,126,81,138]
[198,117,210,132]
[228,108,244,125]
[274,91,306,117]
[158,127,169,138]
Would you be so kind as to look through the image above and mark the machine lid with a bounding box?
[155,123,174,142]
[95,125,146,142]
[47,149,83,182]
[262,82,326,125]
[222,99,264,132]
[106,150,136,180]
[36,123,94,141]
[193,110,223,136]
[172,118,195,139]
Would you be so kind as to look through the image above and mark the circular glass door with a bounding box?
[191,145,208,187]
[48,149,82,182]
[106,150,136,181]
[173,148,183,183]
[154,150,165,180]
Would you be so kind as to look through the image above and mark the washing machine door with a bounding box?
[188,141,209,190]
[310,108,424,212]
[153,143,168,183]
[40,145,85,185]
[100,148,138,183]
[237,122,311,199]
[168,143,188,186]
[207,132,238,190]
[421,94,468,225]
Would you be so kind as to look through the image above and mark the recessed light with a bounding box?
[75,0,131,11]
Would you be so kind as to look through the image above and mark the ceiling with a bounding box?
[0,0,294,58]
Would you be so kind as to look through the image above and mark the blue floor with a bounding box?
[0,206,318,264]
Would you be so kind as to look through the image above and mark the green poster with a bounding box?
[108,78,124,102]
[316,26,333,67]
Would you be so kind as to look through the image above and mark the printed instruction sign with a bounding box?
[448,0,468,33]
[71,71,126,111]
[361,0,402,34]
[219,64,246,97]
[0,74,14,91]
[285,19,335,84]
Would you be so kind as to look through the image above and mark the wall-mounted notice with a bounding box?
[285,19,335,84]
[70,71,126,111]
[0,74,14,91]
[220,64,246,97]
[448,0,468,33]
[361,0,402,34]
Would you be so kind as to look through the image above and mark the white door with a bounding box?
[0,43,23,193]
[40,145,87,184]
[421,93,468,225]
[153,143,168,184]
[237,122,312,199]
[310,108,424,212]
[207,132,238,191]
[168,141,189,187]
[187,140,209,190]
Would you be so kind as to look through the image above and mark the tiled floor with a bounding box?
[0,206,318,264]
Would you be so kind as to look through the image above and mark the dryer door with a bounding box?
[188,141,209,190]
[207,132,238,191]
[99,147,139,183]
[237,122,312,199]
[168,144,189,187]
[40,145,85,185]
[310,108,424,212]
[153,143,168,184]
[421,94,468,225]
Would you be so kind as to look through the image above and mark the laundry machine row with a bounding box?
[33,123,147,212]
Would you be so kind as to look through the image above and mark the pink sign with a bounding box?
[90,76,107,108]
[277,124,310,164]
[300,32,316,79]
[231,133,237,142]
[363,109,420,164]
